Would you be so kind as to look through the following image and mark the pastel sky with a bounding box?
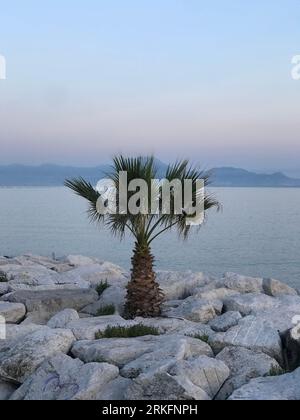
[0,0,300,174]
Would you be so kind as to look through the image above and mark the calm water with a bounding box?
[0,187,299,288]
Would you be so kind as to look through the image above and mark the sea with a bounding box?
[0,187,299,288]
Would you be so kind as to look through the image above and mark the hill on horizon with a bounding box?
[0,163,300,187]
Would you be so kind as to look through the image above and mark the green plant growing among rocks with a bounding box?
[96,280,110,296]
[95,324,160,339]
[267,365,285,377]
[96,304,116,316]
[0,271,8,282]
[190,334,210,343]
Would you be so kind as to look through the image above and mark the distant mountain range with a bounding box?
[0,164,300,187]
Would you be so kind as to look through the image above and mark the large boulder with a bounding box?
[0,264,58,291]
[216,346,281,400]
[164,297,217,323]
[0,283,10,296]
[134,317,214,338]
[47,309,80,329]
[263,278,297,298]
[0,327,75,382]
[209,312,242,333]
[229,368,300,400]
[125,356,229,401]
[10,353,119,400]
[209,316,283,363]
[251,295,300,333]
[58,263,128,289]
[156,271,212,301]
[82,286,126,316]
[97,377,132,400]
[220,273,263,294]
[65,315,137,340]
[120,335,213,379]
[196,288,239,302]
[0,302,26,323]
[223,293,278,316]
[1,289,98,323]
[72,335,213,370]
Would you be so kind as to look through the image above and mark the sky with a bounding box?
[0,0,300,175]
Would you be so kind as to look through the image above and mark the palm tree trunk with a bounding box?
[124,243,164,318]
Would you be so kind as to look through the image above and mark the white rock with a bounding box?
[0,380,18,400]
[0,302,26,323]
[47,309,80,329]
[134,317,214,338]
[209,312,242,333]
[157,271,212,300]
[0,283,9,296]
[1,265,59,289]
[82,286,126,316]
[229,368,300,400]
[0,327,75,382]
[10,353,119,400]
[66,315,138,340]
[97,377,132,400]
[72,335,213,369]
[120,335,213,378]
[252,295,300,333]
[216,346,281,400]
[220,273,263,294]
[65,255,99,266]
[224,293,278,316]
[263,278,297,297]
[1,289,98,320]
[164,297,217,323]
[125,356,229,401]
[58,263,128,289]
[196,288,240,302]
[209,316,283,363]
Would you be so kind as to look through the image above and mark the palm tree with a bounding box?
[65,156,220,318]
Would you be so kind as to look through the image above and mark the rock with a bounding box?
[156,271,212,301]
[252,295,300,333]
[82,286,126,316]
[97,377,132,400]
[0,327,75,382]
[263,278,297,297]
[0,302,26,323]
[10,353,119,400]
[121,335,213,379]
[47,309,80,329]
[134,317,214,338]
[164,297,217,323]
[0,264,59,289]
[229,368,300,400]
[0,380,18,400]
[209,316,283,363]
[0,283,9,296]
[209,312,242,333]
[59,263,128,289]
[65,255,99,266]
[196,288,239,302]
[220,273,263,294]
[72,335,213,370]
[215,347,281,400]
[125,356,229,400]
[66,315,137,340]
[1,289,98,322]
[224,293,278,316]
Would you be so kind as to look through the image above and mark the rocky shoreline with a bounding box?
[0,254,300,400]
